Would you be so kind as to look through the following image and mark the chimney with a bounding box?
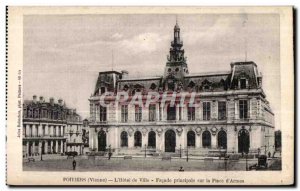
[50,97,54,105]
[39,96,44,102]
[121,70,129,79]
[33,95,37,103]
[58,98,63,105]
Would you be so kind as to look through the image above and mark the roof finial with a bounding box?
[111,50,114,71]
[174,15,179,29]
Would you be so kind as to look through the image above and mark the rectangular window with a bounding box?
[239,100,248,119]
[187,106,195,121]
[100,87,106,94]
[135,105,142,122]
[42,125,45,136]
[121,105,128,122]
[100,106,107,122]
[240,79,247,89]
[203,102,211,121]
[179,107,182,120]
[149,104,156,121]
[218,101,227,120]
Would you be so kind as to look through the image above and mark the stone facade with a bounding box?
[88,22,275,156]
[22,96,84,157]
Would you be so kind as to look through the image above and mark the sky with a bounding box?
[23,14,280,129]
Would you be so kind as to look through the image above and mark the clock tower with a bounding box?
[163,20,189,91]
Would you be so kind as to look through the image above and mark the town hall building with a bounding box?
[88,22,275,156]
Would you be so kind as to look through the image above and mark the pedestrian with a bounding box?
[178,166,184,172]
[108,145,112,160]
[72,159,76,170]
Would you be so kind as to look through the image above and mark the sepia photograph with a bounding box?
[6,6,294,185]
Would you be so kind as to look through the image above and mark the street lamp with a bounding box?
[186,146,189,162]
[144,144,147,158]
[245,152,248,171]
[40,144,43,161]
[179,144,182,158]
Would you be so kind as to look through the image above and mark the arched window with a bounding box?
[187,131,196,147]
[217,130,227,149]
[238,128,250,153]
[148,131,156,148]
[98,130,107,151]
[134,131,142,147]
[120,131,128,147]
[202,130,211,148]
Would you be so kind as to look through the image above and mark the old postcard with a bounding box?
[6,6,294,185]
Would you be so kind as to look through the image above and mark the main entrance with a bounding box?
[98,130,107,151]
[165,129,176,152]
[238,129,250,153]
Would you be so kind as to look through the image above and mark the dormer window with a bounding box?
[188,81,195,89]
[100,87,106,94]
[201,79,212,91]
[240,78,247,89]
[123,85,129,91]
[204,85,210,90]
[150,83,157,90]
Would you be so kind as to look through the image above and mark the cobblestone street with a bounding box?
[23,156,281,171]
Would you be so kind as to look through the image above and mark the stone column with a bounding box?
[22,125,25,137]
[142,132,148,148]
[45,125,48,136]
[161,105,167,121]
[196,133,201,148]
[89,128,93,150]
[234,128,238,153]
[50,141,53,153]
[128,133,134,148]
[61,126,64,137]
[26,124,30,137]
[50,126,53,137]
[56,126,59,137]
[160,132,164,152]
[55,140,59,153]
[199,132,203,148]
[38,141,42,155]
[182,105,187,121]
[60,140,64,153]
[32,125,36,137]
[45,141,48,154]
[32,142,35,155]
[38,124,42,137]
[211,134,217,149]
[156,103,159,121]
[114,128,119,154]
[26,141,29,157]
[181,128,186,149]
[234,100,239,120]
[36,125,39,137]
[176,105,179,121]
[54,126,56,137]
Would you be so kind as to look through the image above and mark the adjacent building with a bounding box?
[88,22,275,156]
[22,96,85,157]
